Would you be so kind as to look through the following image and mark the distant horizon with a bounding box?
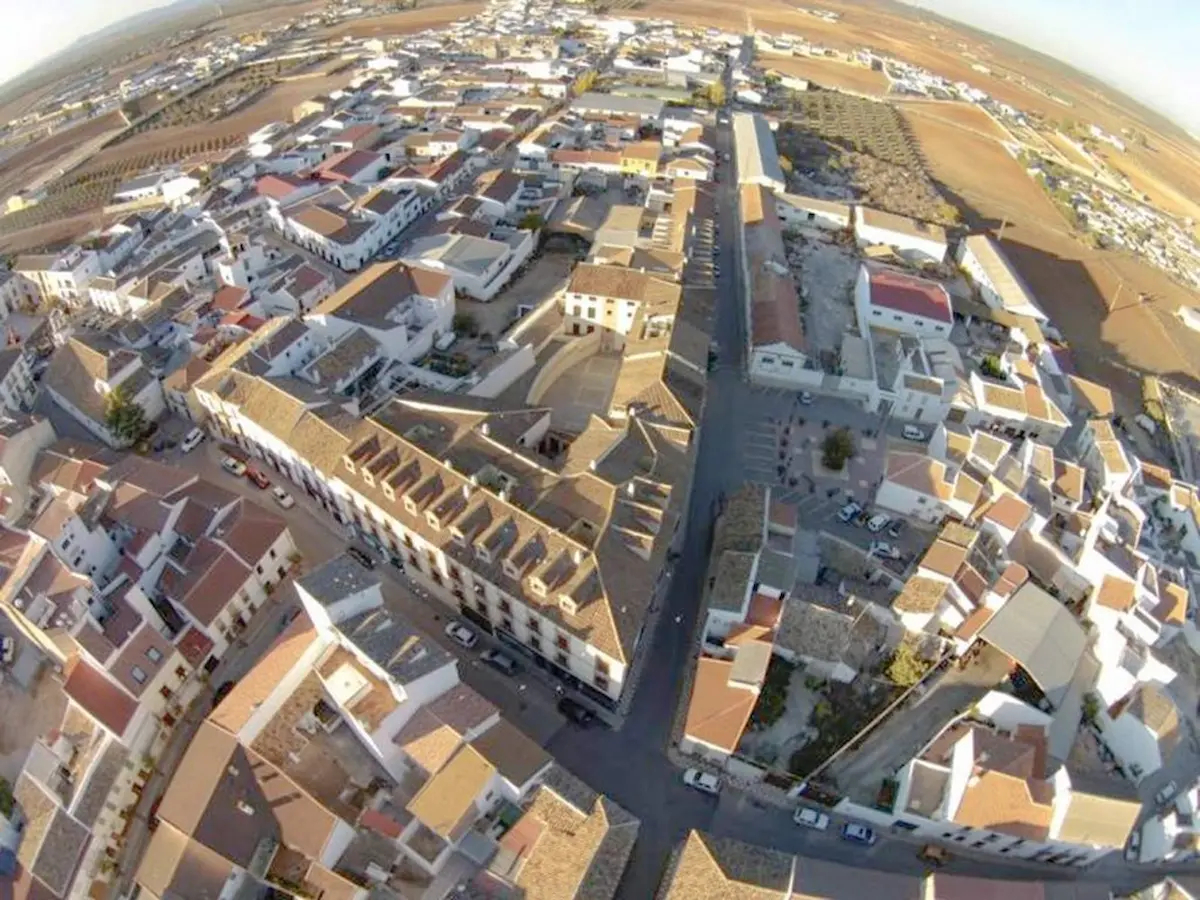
[0,0,1195,139]
[899,0,1200,135]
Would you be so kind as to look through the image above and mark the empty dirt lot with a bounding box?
[761,53,889,96]
[904,106,1200,407]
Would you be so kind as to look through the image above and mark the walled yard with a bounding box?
[776,92,957,226]
[784,230,858,367]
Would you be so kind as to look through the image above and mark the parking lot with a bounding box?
[732,388,937,569]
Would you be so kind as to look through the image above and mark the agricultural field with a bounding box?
[0,111,128,199]
[116,55,332,141]
[904,105,1200,407]
[896,100,1012,143]
[777,91,956,225]
[315,2,484,39]
[761,53,889,96]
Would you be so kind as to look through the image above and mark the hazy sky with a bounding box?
[901,0,1200,133]
[0,0,175,85]
[0,0,1195,133]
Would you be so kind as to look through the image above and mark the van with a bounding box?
[902,425,927,442]
[181,427,206,453]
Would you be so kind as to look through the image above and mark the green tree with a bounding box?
[706,80,726,107]
[979,355,1004,379]
[0,776,13,817]
[778,154,794,174]
[452,312,479,336]
[104,386,147,444]
[821,427,854,471]
[1081,692,1100,725]
[885,639,929,688]
[518,212,546,230]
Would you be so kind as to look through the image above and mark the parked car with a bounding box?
[799,391,813,405]
[793,807,829,830]
[902,425,927,442]
[887,521,905,540]
[841,823,877,845]
[837,502,862,524]
[272,486,295,509]
[869,540,902,560]
[866,514,891,533]
[444,621,478,649]
[1125,829,1141,861]
[480,648,520,675]
[557,696,595,726]
[346,547,376,569]
[181,428,206,453]
[1155,780,1179,807]
[221,456,247,477]
[682,768,722,796]
[245,466,270,489]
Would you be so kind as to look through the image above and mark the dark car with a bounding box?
[557,697,595,726]
[211,680,235,709]
[346,547,376,570]
[480,649,520,675]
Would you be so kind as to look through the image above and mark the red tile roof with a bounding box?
[63,656,136,737]
[176,626,215,668]
[360,808,403,839]
[867,266,953,324]
[212,285,250,312]
[256,174,309,201]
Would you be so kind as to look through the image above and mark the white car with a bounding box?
[866,514,891,533]
[869,540,902,560]
[221,456,247,477]
[837,502,862,524]
[902,425,927,442]
[1155,780,1179,807]
[272,486,295,509]
[180,427,206,453]
[682,768,721,795]
[793,807,829,830]
[444,621,478,649]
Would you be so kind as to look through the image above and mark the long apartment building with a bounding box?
[193,380,693,706]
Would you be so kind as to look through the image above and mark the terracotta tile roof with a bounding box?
[867,266,953,324]
[407,744,495,840]
[885,451,952,501]
[981,492,1032,532]
[920,539,970,579]
[893,574,950,614]
[176,626,214,668]
[62,655,135,737]
[1141,462,1173,491]
[1153,581,1189,626]
[954,605,996,640]
[659,830,793,899]
[1054,460,1085,503]
[471,719,552,788]
[1094,574,1136,613]
[682,657,757,753]
[209,611,320,735]
[393,707,467,775]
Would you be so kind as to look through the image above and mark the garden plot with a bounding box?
[785,231,860,367]
[738,659,820,770]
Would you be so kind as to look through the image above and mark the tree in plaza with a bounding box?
[820,427,854,471]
